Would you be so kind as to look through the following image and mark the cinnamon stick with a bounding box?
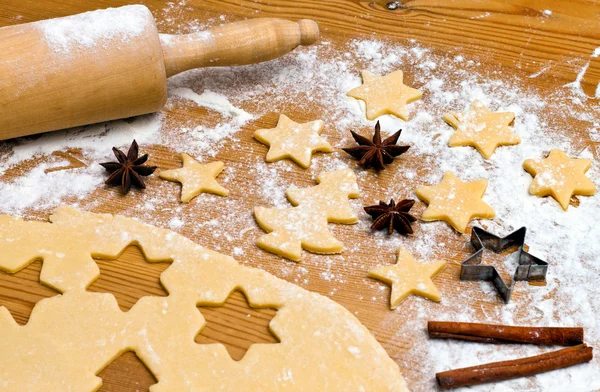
[428,321,584,346]
[436,344,593,389]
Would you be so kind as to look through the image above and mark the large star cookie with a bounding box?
[159,153,229,203]
[443,100,520,158]
[369,248,446,309]
[346,70,422,121]
[254,114,333,168]
[415,172,495,233]
[523,149,596,210]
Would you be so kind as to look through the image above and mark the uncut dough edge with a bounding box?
[0,206,409,391]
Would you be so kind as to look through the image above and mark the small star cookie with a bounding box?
[443,100,520,158]
[369,248,446,309]
[159,153,229,203]
[523,149,596,210]
[346,70,422,121]
[415,172,495,233]
[254,114,333,168]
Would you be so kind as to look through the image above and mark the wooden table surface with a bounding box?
[1,0,599,391]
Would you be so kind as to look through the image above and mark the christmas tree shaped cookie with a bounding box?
[254,169,360,261]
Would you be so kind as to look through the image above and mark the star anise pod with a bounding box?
[342,121,410,170]
[100,140,157,194]
[364,199,416,235]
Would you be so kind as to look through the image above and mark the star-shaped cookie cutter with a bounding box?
[460,227,548,303]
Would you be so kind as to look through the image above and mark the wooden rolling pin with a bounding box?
[0,5,319,140]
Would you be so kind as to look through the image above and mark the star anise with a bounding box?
[100,140,157,194]
[342,121,410,170]
[364,199,416,235]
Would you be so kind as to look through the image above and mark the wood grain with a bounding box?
[0,0,597,391]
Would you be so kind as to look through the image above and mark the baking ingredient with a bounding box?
[254,169,359,261]
[416,172,495,233]
[427,321,584,345]
[346,70,422,120]
[369,247,446,309]
[436,344,593,389]
[523,149,596,210]
[364,199,416,235]
[443,100,520,159]
[0,207,408,391]
[99,140,156,194]
[159,153,228,203]
[254,114,332,168]
[342,121,410,170]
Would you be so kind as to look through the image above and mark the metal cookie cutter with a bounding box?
[461,227,548,303]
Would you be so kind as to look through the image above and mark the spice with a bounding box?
[364,199,416,235]
[99,140,157,194]
[342,121,409,170]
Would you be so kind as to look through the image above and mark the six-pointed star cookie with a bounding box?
[159,153,229,203]
[523,149,596,210]
[443,100,520,158]
[369,248,446,309]
[254,114,333,168]
[415,172,495,233]
[346,70,422,121]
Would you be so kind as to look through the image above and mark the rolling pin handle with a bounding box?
[298,19,319,46]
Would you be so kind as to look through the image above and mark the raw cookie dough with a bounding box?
[369,248,446,309]
[443,100,520,158]
[346,70,422,121]
[254,114,333,168]
[415,172,495,233]
[523,149,596,210]
[254,169,359,261]
[159,153,228,203]
[0,207,407,391]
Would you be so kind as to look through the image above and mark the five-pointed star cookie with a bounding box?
[523,149,596,210]
[346,70,422,121]
[159,153,229,203]
[415,172,495,233]
[369,248,446,309]
[254,114,333,168]
[443,100,520,158]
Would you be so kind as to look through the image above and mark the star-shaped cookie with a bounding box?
[159,153,229,203]
[254,114,333,168]
[415,172,495,233]
[443,100,520,158]
[369,248,446,309]
[346,70,422,121]
[523,149,596,210]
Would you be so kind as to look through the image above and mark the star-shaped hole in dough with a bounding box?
[415,172,495,233]
[346,70,422,121]
[369,248,446,309]
[0,260,60,325]
[159,153,229,203]
[443,100,520,158]
[523,149,596,210]
[196,290,279,361]
[254,114,333,168]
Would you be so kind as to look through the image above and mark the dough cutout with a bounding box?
[369,248,446,309]
[346,70,422,121]
[415,172,495,233]
[159,153,229,203]
[443,100,520,158]
[523,149,596,210]
[254,114,333,168]
[254,169,360,261]
[195,290,280,361]
[0,207,407,391]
